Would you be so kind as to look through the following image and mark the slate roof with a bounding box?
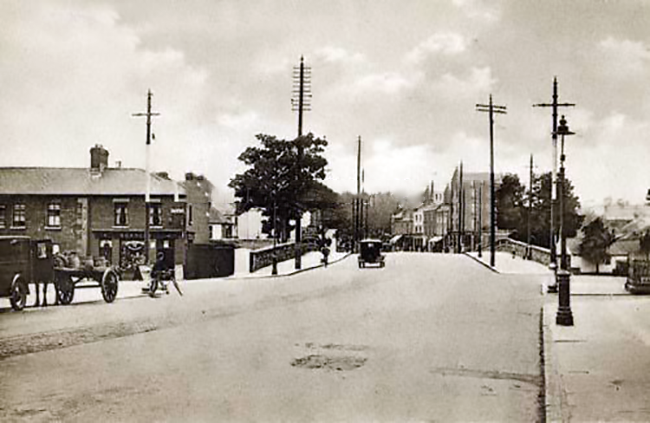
[0,167,184,196]
[568,236,641,257]
[208,207,228,224]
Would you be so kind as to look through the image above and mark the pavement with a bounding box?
[468,251,650,422]
[0,250,349,312]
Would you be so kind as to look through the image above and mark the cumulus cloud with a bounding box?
[430,67,496,99]
[315,46,366,64]
[567,111,650,205]
[351,72,414,95]
[406,32,468,63]
[598,36,650,77]
[452,0,501,22]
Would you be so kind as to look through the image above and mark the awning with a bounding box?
[390,235,403,244]
[428,236,443,244]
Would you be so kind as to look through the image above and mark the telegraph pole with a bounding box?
[292,56,312,270]
[477,95,506,268]
[355,136,362,251]
[527,154,534,260]
[477,183,483,258]
[361,169,370,239]
[533,78,575,284]
[132,90,160,264]
[457,161,464,253]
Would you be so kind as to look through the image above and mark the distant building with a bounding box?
[180,172,214,244]
[0,145,187,268]
[235,208,265,240]
[208,207,235,240]
[445,166,499,252]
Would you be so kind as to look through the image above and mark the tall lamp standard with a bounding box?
[533,78,575,290]
[556,115,574,326]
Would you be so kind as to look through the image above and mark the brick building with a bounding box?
[0,145,187,269]
[180,172,214,244]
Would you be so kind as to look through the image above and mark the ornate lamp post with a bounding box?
[556,115,574,326]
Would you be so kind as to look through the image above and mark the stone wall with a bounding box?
[495,237,552,266]
[249,242,297,273]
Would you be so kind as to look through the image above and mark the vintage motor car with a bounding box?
[358,239,385,268]
[0,236,53,311]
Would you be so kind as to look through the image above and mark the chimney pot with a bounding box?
[90,145,109,174]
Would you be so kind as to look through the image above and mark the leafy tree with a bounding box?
[578,217,614,274]
[640,230,650,260]
[495,173,525,231]
[327,191,402,242]
[229,133,328,242]
[525,172,584,249]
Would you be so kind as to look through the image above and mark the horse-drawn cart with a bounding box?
[0,235,121,311]
[53,254,120,305]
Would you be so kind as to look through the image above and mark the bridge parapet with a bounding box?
[249,242,297,273]
[495,238,552,266]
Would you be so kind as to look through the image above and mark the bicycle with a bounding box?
[148,269,183,297]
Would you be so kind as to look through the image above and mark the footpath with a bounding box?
[468,251,650,422]
[0,250,349,312]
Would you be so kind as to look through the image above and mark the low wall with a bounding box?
[249,242,298,273]
[495,238,552,266]
[233,239,274,250]
[185,243,235,279]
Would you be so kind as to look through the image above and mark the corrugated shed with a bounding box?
[0,167,184,196]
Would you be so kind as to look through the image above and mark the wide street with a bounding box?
[1,253,545,422]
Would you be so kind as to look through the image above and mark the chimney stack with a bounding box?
[90,144,109,174]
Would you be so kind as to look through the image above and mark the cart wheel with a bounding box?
[101,269,119,303]
[56,273,75,305]
[9,275,28,311]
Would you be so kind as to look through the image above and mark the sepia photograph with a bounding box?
[1,0,650,421]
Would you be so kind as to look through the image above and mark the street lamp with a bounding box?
[272,196,278,275]
[556,115,574,326]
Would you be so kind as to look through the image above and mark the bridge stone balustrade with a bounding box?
[249,242,299,273]
[495,238,552,266]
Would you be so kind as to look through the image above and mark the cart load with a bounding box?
[53,251,120,305]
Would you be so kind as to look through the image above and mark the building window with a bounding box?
[114,202,129,226]
[0,205,5,228]
[12,204,26,228]
[188,204,193,226]
[47,201,61,227]
[149,203,162,227]
[209,225,214,240]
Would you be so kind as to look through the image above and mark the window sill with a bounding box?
[112,225,130,229]
[150,225,163,229]
[10,226,26,230]
[45,226,62,231]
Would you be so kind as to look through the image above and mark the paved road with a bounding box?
[0,253,544,422]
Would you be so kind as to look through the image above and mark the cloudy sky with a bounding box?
[2,0,650,207]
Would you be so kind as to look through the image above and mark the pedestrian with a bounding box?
[321,245,330,267]
[152,251,168,281]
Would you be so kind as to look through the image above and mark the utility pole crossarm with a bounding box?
[131,89,161,265]
[475,94,506,268]
[532,77,576,279]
